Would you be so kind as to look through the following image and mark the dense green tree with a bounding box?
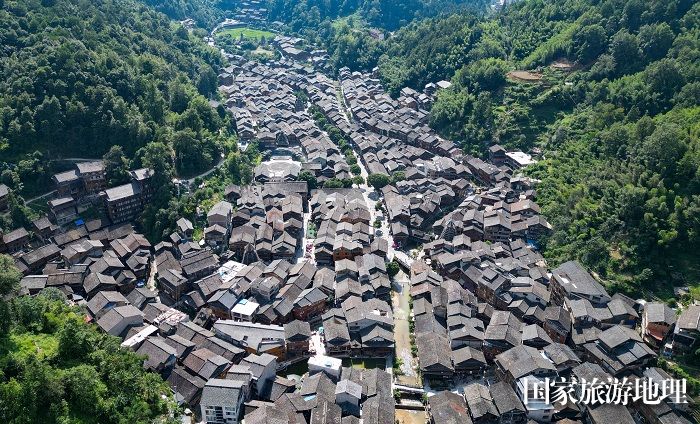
[197,66,218,97]
[571,24,607,63]
[638,23,674,61]
[429,88,470,136]
[141,79,167,124]
[367,173,390,189]
[645,59,686,101]
[323,178,344,188]
[0,254,20,335]
[137,142,176,241]
[386,260,400,277]
[0,296,174,423]
[610,30,641,75]
[172,129,217,175]
[11,295,52,332]
[297,170,318,190]
[57,317,95,362]
[457,58,508,92]
[638,122,688,179]
[621,0,644,30]
[463,91,494,149]
[103,146,131,186]
[0,254,20,299]
[390,171,405,183]
[224,143,258,187]
[328,22,386,71]
[63,365,108,416]
[139,142,175,188]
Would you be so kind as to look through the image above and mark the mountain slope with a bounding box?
[0,280,174,424]
[376,0,700,297]
[141,0,228,28]
[266,0,489,32]
[0,0,226,193]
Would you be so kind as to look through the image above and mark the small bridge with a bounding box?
[394,384,425,394]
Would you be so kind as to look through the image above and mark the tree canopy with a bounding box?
[0,291,175,423]
[0,0,230,197]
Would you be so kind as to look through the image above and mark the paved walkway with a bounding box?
[180,153,226,185]
[310,333,326,356]
[25,189,56,204]
[336,82,400,261]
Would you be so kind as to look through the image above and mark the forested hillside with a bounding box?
[373,0,700,297]
[137,0,490,72]
[0,256,174,424]
[266,0,488,32]
[0,0,230,193]
[141,0,231,28]
[264,0,489,73]
[141,0,489,33]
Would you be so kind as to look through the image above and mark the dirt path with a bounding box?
[396,410,427,424]
[392,270,421,387]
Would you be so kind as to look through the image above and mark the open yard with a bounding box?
[215,27,275,41]
[281,359,309,378]
[507,70,543,82]
[395,409,427,424]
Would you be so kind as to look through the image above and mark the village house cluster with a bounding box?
[2,26,698,424]
[49,161,156,225]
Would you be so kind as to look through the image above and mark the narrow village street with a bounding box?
[391,269,421,387]
[336,82,397,262]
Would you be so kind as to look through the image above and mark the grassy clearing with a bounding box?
[12,332,59,360]
[0,332,59,367]
[215,27,274,41]
[331,13,365,30]
[342,357,385,369]
[252,47,275,58]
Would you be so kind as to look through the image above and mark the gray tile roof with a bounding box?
[335,379,362,399]
[552,260,609,300]
[103,182,141,201]
[490,381,525,415]
[463,383,498,421]
[495,345,556,380]
[676,305,700,331]
[284,320,311,339]
[201,378,244,408]
[644,302,676,325]
[428,391,470,424]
